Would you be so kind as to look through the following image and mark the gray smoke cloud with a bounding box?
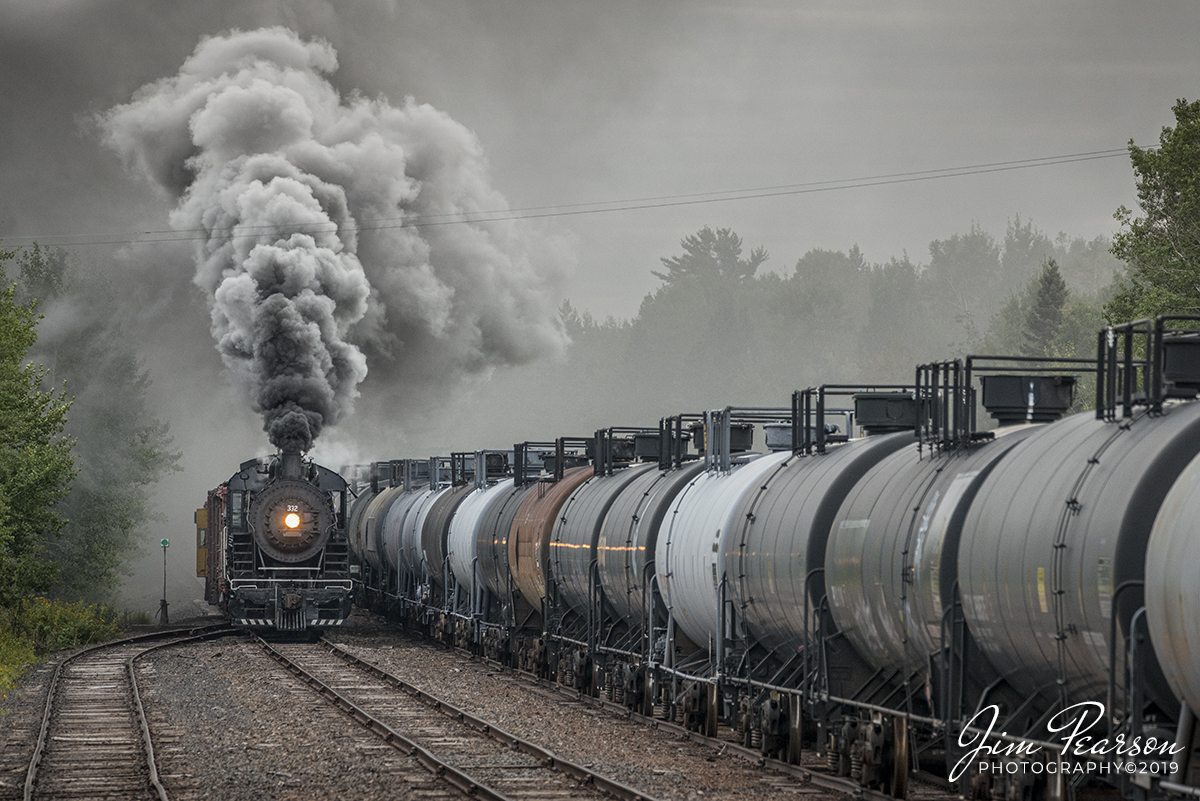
[100,26,568,452]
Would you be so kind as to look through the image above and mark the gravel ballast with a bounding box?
[1,612,847,800]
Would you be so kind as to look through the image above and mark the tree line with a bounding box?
[484,99,1199,437]
[0,245,179,612]
[541,220,1117,428]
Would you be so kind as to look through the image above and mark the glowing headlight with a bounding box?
[284,512,301,529]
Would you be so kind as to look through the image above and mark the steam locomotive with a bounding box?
[341,316,1200,801]
[196,449,352,631]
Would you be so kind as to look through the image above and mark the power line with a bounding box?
[1,147,1136,249]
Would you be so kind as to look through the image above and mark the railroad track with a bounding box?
[22,624,232,801]
[255,636,661,801]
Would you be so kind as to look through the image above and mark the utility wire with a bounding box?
[2,147,1135,249]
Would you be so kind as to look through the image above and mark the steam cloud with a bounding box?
[101,27,568,452]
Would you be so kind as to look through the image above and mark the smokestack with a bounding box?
[280,449,304,480]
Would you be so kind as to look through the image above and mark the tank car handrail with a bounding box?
[794,385,913,455]
[1108,579,1145,742]
[1095,316,1200,419]
[802,566,824,700]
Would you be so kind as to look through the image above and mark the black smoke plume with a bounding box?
[101,27,567,452]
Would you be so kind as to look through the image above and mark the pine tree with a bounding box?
[1023,259,1070,357]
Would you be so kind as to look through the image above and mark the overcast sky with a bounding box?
[2,0,1198,607]
[2,1,1198,318]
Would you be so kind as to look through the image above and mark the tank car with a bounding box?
[198,449,352,631]
[342,316,1200,801]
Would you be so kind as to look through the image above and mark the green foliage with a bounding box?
[0,597,122,693]
[0,260,75,609]
[1002,215,1057,287]
[0,633,36,697]
[1106,98,1200,322]
[1055,234,1123,300]
[982,258,1103,360]
[11,245,180,605]
[923,223,1003,345]
[860,256,938,381]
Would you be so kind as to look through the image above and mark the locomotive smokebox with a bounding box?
[980,374,1074,424]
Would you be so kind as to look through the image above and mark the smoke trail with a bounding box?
[101,27,568,451]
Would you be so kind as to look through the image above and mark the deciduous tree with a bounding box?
[1106,98,1200,322]
[12,245,179,604]
[0,252,75,608]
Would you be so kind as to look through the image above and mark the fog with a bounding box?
[0,1,1196,613]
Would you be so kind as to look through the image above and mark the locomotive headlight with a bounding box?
[284,512,301,529]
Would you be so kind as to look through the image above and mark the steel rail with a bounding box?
[315,638,657,801]
[253,636,512,801]
[24,623,231,801]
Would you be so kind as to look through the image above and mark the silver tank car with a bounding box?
[357,485,407,576]
[958,402,1200,707]
[398,486,450,586]
[383,486,443,585]
[421,484,474,596]
[825,426,1040,677]
[1145,448,1200,718]
[727,431,910,659]
[448,478,535,604]
[596,461,705,625]
[658,450,792,650]
[550,464,657,618]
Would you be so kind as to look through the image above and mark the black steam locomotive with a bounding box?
[196,449,352,631]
